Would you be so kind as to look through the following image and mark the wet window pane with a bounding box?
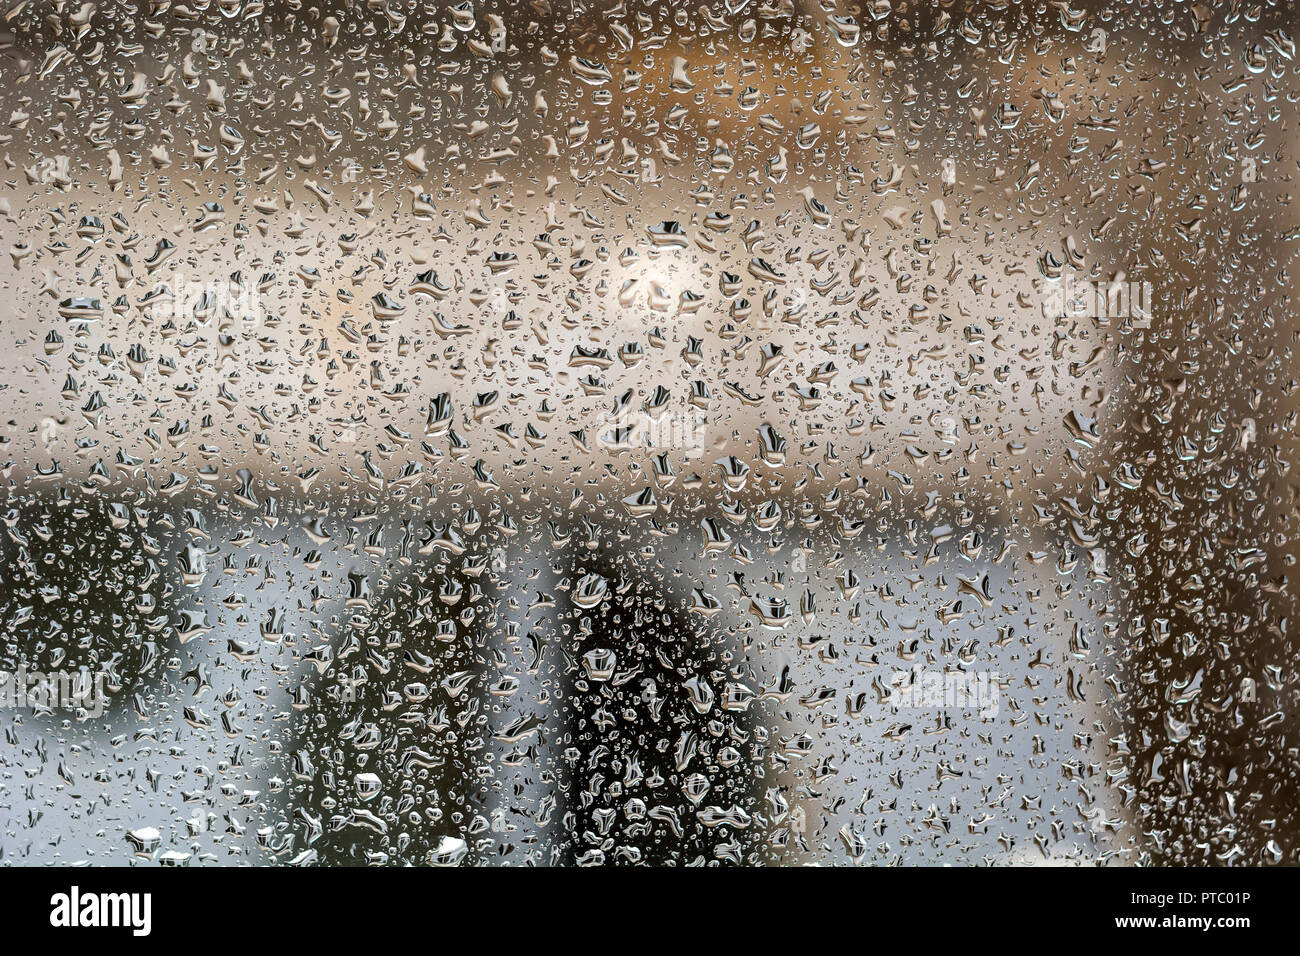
[0,0,1296,867]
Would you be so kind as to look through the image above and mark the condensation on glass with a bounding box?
[0,0,1295,866]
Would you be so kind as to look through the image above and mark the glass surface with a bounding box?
[0,0,1296,866]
